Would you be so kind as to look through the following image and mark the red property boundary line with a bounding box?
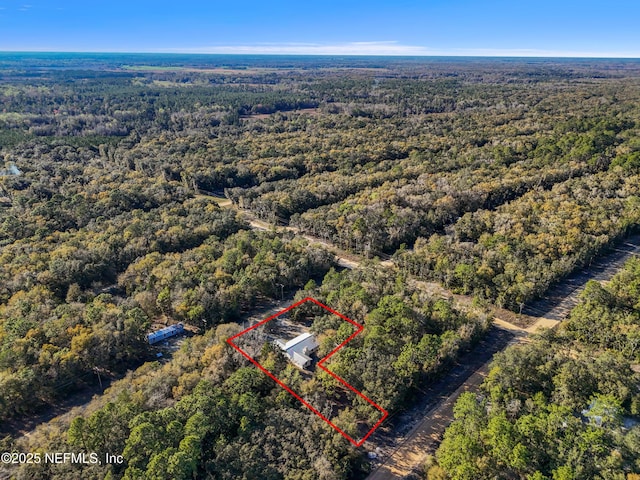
[227,297,389,447]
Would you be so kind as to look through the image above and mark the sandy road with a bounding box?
[366,361,491,480]
[364,237,640,480]
[365,327,518,480]
[203,191,392,272]
[246,212,366,270]
[523,234,640,320]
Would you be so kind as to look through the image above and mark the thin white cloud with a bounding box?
[155,41,639,58]
[165,41,433,56]
[447,47,640,58]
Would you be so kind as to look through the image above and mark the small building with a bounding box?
[147,323,184,345]
[0,164,21,177]
[274,332,319,369]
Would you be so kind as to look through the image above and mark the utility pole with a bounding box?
[94,367,103,390]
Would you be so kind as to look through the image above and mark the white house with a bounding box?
[274,332,319,369]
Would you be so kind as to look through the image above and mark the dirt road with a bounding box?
[202,190,393,272]
[367,364,489,480]
[523,234,640,320]
[365,327,516,480]
[364,235,640,480]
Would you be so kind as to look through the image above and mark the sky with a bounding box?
[0,0,639,57]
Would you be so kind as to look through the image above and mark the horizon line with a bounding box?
[1,50,640,60]
[1,40,639,59]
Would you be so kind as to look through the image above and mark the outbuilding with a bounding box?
[147,323,185,344]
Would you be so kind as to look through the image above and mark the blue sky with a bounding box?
[0,0,638,57]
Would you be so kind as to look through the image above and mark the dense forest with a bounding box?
[7,266,486,479]
[397,169,640,309]
[431,257,640,480]
[1,54,640,479]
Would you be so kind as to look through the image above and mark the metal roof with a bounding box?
[283,332,315,350]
